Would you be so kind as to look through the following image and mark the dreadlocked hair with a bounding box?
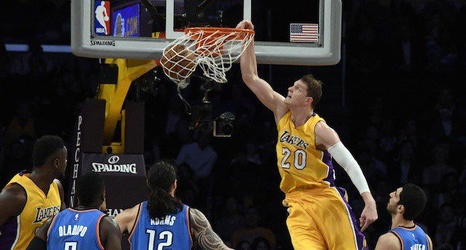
[146,161,183,220]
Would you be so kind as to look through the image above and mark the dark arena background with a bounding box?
[1,0,466,249]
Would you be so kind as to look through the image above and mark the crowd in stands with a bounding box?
[1,0,466,249]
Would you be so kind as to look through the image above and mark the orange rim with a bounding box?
[185,27,255,40]
[184,27,254,56]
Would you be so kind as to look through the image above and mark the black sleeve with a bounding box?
[26,236,47,250]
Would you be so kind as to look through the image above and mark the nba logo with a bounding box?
[94,1,110,35]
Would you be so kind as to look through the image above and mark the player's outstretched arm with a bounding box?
[190,208,233,250]
[236,20,287,121]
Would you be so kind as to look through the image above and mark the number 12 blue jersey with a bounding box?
[129,201,192,250]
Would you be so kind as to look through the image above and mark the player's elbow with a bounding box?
[241,73,260,88]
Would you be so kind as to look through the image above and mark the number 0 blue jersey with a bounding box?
[129,201,192,250]
[47,208,105,250]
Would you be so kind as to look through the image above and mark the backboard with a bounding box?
[71,0,342,65]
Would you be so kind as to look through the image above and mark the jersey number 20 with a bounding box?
[281,147,307,170]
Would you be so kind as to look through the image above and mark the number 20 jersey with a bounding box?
[129,202,192,250]
[276,112,336,193]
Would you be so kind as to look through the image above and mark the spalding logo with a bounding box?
[108,155,119,164]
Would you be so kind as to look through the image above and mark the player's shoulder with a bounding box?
[124,203,140,213]
[189,207,207,220]
[314,119,340,146]
[375,232,401,250]
[101,215,121,231]
[113,203,142,234]
[114,203,140,220]
[314,118,330,129]
[99,215,122,249]
[0,183,27,216]
[0,183,27,202]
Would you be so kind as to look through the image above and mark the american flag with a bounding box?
[290,23,319,43]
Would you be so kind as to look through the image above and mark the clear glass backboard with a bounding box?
[72,0,342,65]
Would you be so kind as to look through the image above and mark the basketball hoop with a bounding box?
[160,27,255,88]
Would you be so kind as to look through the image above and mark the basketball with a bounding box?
[160,44,197,81]
[104,16,109,21]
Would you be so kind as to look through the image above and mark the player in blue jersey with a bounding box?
[27,172,122,250]
[115,161,232,250]
[375,183,433,250]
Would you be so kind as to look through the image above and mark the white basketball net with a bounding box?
[161,28,255,88]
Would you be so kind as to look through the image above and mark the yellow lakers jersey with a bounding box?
[3,173,61,249]
[276,112,336,193]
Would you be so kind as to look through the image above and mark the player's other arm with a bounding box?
[114,205,139,235]
[427,234,433,250]
[26,218,52,250]
[100,216,122,250]
[189,208,233,250]
[236,20,288,122]
[54,179,67,211]
[315,121,378,231]
[375,233,401,250]
[0,184,27,226]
